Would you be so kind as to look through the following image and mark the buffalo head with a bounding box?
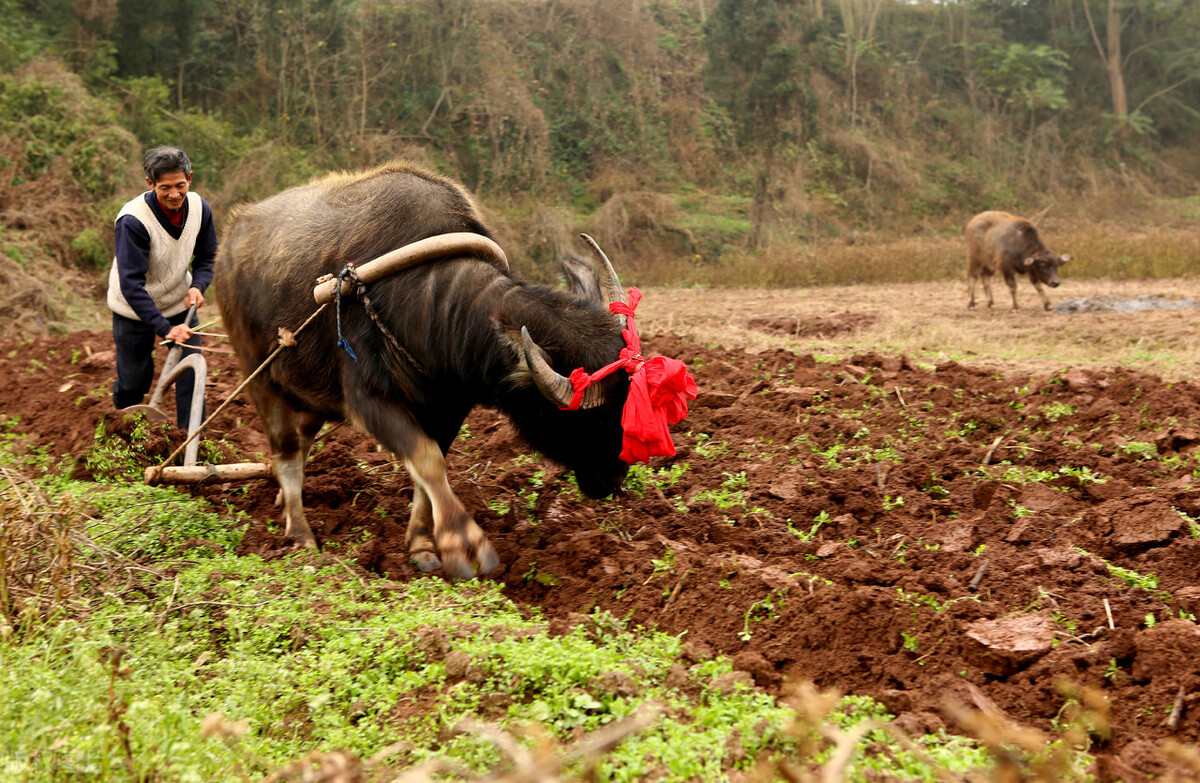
[1023,251,1071,288]
[506,235,632,498]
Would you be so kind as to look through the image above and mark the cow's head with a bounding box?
[1024,251,1071,288]
[501,238,632,498]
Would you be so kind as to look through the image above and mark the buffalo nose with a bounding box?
[1049,281,1060,288]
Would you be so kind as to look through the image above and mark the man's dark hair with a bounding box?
[143,146,192,183]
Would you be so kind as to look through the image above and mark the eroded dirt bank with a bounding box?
[3,322,1199,780]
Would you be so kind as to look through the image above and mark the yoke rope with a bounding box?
[334,263,429,378]
[335,265,358,361]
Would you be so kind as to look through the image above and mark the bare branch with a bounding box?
[1133,66,1200,115]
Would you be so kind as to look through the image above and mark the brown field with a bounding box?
[638,276,1200,382]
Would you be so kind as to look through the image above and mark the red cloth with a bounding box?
[564,287,698,463]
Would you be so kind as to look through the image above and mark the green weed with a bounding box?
[788,510,833,542]
[1115,441,1158,460]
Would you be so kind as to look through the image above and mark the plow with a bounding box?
[134,304,272,486]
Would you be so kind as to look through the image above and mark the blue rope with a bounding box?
[334,265,358,362]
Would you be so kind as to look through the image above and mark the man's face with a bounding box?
[148,170,191,213]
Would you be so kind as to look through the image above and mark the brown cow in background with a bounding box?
[966,211,1071,311]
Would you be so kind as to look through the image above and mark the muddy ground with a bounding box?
[3,299,1200,780]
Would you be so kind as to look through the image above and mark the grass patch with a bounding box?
[0,431,1103,781]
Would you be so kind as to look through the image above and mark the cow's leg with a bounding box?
[274,423,321,508]
[967,272,978,309]
[1032,280,1052,311]
[250,383,322,548]
[407,420,469,572]
[1003,273,1019,310]
[402,433,498,578]
[406,486,441,572]
[348,393,497,579]
[981,273,995,309]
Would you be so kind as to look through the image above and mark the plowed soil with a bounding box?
[3,297,1199,780]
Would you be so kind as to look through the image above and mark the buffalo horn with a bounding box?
[579,234,627,330]
[313,232,509,304]
[520,326,606,410]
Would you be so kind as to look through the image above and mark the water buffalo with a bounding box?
[966,211,1071,311]
[215,161,636,578]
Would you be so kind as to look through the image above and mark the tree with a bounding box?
[1081,0,1129,131]
[834,0,885,126]
[704,0,815,246]
[1080,0,1200,138]
[113,0,200,108]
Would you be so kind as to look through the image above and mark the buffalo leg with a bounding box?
[981,273,995,309]
[250,383,323,548]
[406,486,441,572]
[1003,273,1019,310]
[967,273,978,309]
[408,420,470,572]
[348,392,498,579]
[1032,280,1052,311]
[274,425,320,508]
[402,434,499,578]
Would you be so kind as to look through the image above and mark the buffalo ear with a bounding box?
[1059,254,1072,264]
[559,253,604,302]
[1023,257,1035,268]
[493,316,552,373]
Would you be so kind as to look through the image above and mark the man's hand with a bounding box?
[165,323,193,345]
[186,287,205,308]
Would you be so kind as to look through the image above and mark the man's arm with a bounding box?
[113,214,172,337]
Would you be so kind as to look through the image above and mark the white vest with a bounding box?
[107,191,202,321]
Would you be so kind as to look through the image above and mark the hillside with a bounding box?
[2,0,1199,339]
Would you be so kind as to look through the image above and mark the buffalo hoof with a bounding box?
[283,520,317,549]
[442,543,500,580]
[477,542,500,575]
[411,550,442,572]
[437,510,501,580]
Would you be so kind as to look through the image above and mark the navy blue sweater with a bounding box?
[113,191,218,336]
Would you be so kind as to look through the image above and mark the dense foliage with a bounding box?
[2,0,1198,271]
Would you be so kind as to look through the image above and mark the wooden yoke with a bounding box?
[313,232,509,305]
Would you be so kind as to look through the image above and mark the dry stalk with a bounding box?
[662,568,692,610]
[1,461,174,636]
[981,436,1005,466]
[1166,684,1187,731]
[1160,739,1200,782]
[360,703,664,783]
[104,646,135,774]
[969,559,990,591]
[820,721,877,783]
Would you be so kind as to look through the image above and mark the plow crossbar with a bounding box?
[146,462,271,485]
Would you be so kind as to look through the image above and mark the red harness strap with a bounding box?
[563,287,698,463]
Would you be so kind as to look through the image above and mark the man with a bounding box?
[108,146,217,429]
